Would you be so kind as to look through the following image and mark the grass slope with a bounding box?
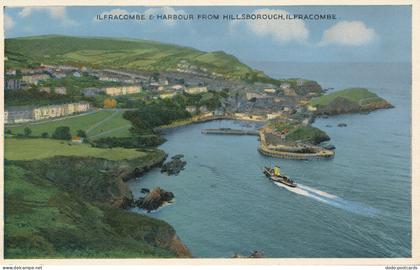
[5,35,271,82]
[310,88,383,106]
[6,110,132,139]
[4,164,181,258]
[5,138,146,161]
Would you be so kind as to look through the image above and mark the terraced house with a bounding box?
[4,102,91,124]
[104,85,141,96]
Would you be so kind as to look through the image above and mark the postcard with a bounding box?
[1,1,418,267]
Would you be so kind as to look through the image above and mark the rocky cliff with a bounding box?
[4,150,193,258]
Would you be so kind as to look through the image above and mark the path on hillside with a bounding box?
[86,110,120,135]
[88,124,132,139]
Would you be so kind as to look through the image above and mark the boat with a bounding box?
[263,166,297,188]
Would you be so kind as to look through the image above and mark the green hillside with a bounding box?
[309,88,392,115]
[310,88,383,106]
[5,35,273,82]
[7,110,132,139]
[4,163,188,258]
[4,138,146,161]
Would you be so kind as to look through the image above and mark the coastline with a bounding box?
[154,113,267,134]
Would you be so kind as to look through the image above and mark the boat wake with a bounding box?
[274,182,379,216]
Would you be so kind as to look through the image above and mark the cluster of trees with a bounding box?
[51,127,87,140]
[103,97,117,109]
[172,90,228,111]
[92,135,165,149]
[10,126,87,140]
[123,99,191,134]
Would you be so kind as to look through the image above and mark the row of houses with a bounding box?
[82,85,142,97]
[4,102,91,124]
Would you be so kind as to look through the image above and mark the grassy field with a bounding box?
[6,110,132,139]
[4,164,181,258]
[5,138,147,161]
[310,88,383,106]
[5,35,273,82]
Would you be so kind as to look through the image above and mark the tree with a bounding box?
[52,126,72,140]
[77,129,87,138]
[41,132,49,138]
[5,129,12,135]
[103,97,117,109]
[24,127,32,137]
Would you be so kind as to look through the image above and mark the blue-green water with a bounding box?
[128,62,411,258]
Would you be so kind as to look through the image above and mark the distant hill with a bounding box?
[309,88,393,115]
[5,35,276,83]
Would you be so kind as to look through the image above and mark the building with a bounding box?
[104,85,141,96]
[21,74,50,85]
[83,87,105,97]
[99,76,119,82]
[39,87,51,93]
[185,106,197,114]
[273,97,285,103]
[264,88,277,94]
[32,102,91,121]
[185,86,208,95]
[280,83,291,90]
[71,136,84,144]
[246,92,265,101]
[51,72,67,79]
[6,69,16,76]
[159,92,177,99]
[5,79,22,90]
[266,112,283,120]
[4,106,35,124]
[171,84,184,91]
[283,88,297,97]
[199,105,209,113]
[297,79,305,86]
[54,87,67,95]
[307,105,317,112]
[5,102,91,124]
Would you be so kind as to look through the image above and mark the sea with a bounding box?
[128,62,411,258]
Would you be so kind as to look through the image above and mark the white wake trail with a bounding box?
[298,184,338,199]
[273,182,379,216]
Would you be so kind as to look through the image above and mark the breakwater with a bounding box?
[202,128,259,136]
[258,130,334,160]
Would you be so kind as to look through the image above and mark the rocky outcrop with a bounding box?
[232,250,265,258]
[136,187,175,212]
[6,160,192,258]
[161,154,187,176]
[13,150,166,209]
[313,94,393,116]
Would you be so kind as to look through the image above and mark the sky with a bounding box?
[4,6,412,63]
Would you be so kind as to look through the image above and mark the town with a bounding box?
[4,62,322,125]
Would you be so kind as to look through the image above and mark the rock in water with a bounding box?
[324,144,336,150]
[137,187,174,212]
[171,154,184,160]
[337,123,347,127]
[249,250,264,258]
[141,188,150,194]
[161,154,187,175]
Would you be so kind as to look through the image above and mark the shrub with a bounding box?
[52,126,72,140]
[76,129,87,138]
[24,127,32,137]
[41,132,49,138]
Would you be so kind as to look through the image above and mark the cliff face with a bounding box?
[4,151,193,258]
[13,151,167,208]
[314,96,393,115]
[311,88,393,116]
